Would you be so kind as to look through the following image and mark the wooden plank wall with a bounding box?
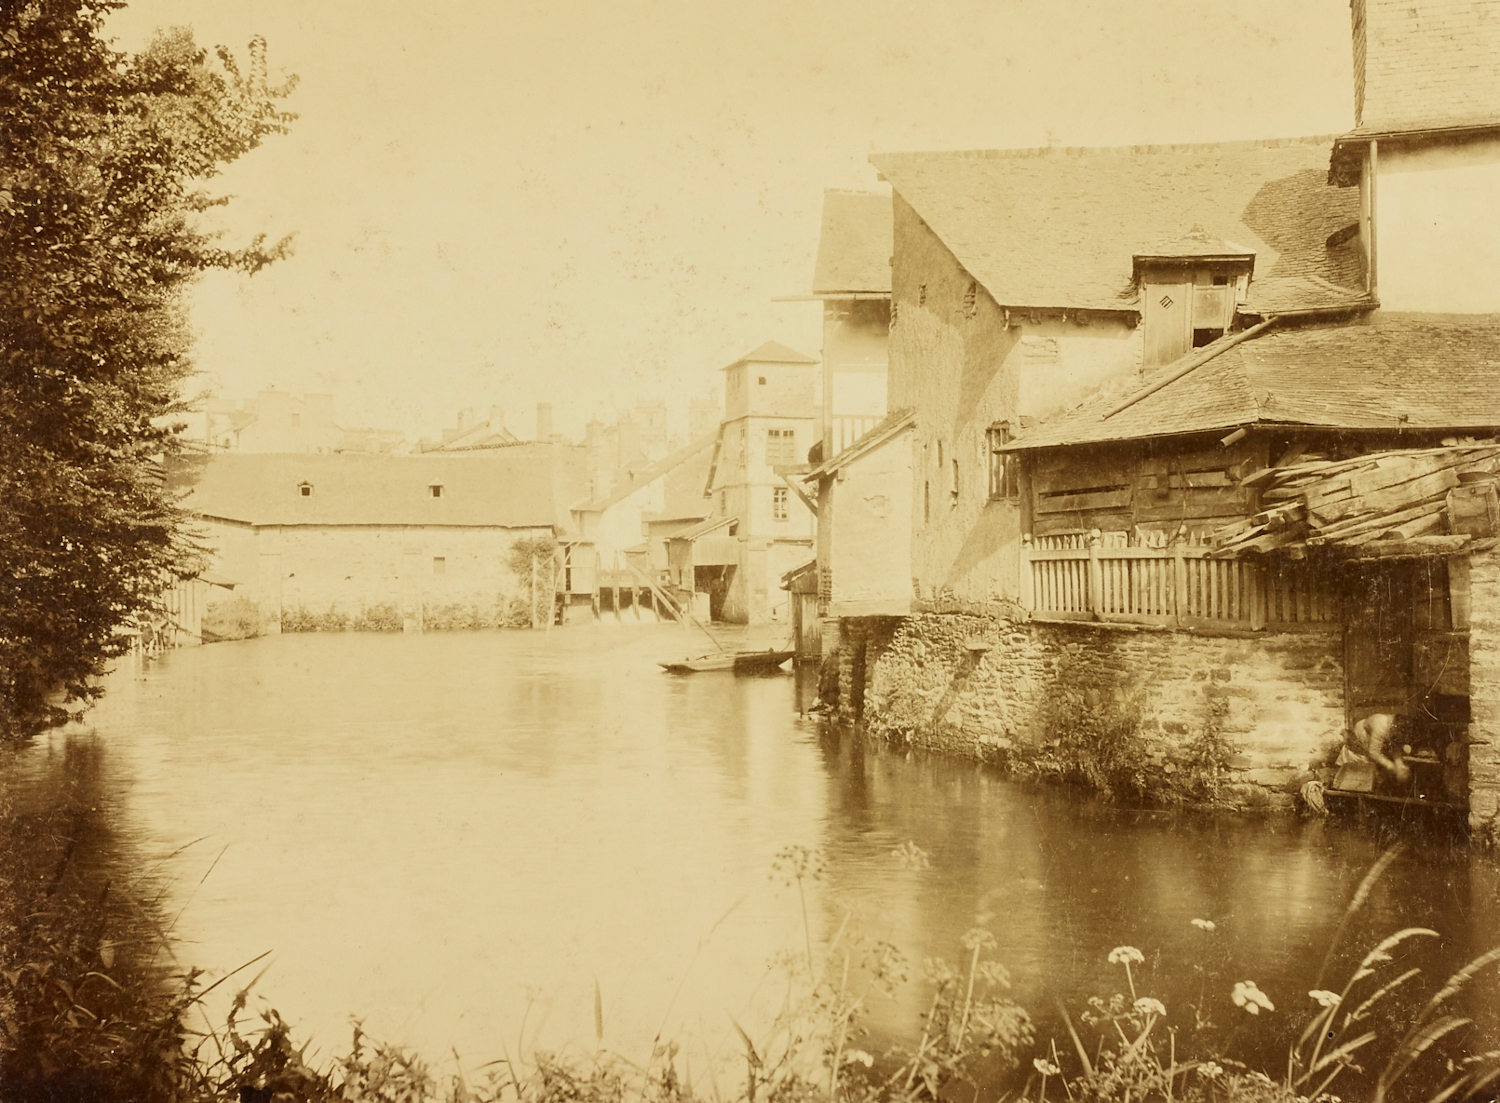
[1028,437,1268,540]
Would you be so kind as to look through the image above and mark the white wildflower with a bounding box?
[1232,980,1275,1015]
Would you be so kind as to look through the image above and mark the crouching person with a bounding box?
[1335,712,1410,793]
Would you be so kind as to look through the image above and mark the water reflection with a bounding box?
[18,626,1500,1085]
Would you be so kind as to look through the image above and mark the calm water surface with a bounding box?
[17,626,1500,1082]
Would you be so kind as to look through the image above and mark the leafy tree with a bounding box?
[508,535,559,628]
[0,0,295,736]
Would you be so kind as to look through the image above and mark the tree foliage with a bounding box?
[0,0,295,736]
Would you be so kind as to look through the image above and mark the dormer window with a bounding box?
[429,483,444,499]
[1134,228,1255,368]
[298,482,313,497]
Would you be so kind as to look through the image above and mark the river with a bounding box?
[9,625,1500,1091]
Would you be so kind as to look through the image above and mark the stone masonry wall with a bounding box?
[838,610,1347,811]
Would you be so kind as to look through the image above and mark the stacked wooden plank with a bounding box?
[1213,443,1500,557]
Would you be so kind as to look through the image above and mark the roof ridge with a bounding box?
[871,134,1340,163]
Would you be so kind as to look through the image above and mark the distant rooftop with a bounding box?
[722,340,817,370]
[176,452,574,529]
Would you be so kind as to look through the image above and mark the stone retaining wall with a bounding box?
[835,609,1347,810]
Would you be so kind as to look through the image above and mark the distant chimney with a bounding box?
[488,405,506,431]
[537,403,553,441]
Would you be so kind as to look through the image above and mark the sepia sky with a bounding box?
[107,1,1356,441]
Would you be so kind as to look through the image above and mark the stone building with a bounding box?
[670,341,817,624]
[822,0,1500,830]
[180,450,582,632]
[567,433,717,623]
[792,190,908,643]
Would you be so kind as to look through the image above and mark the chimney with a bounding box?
[537,402,553,441]
[488,405,506,432]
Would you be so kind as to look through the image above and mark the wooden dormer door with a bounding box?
[1142,278,1193,368]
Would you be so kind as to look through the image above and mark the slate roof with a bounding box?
[1356,0,1500,133]
[423,417,521,452]
[176,453,571,528]
[1133,227,1256,267]
[870,137,1364,314]
[671,515,736,541]
[811,190,893,295]
[573,434,717,514]
[1008,313,1500,449]
[724,340,817,369]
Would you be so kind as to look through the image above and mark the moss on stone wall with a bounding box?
[836,610,1345,813]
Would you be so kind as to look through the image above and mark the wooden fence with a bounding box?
[1022,539,1336,630]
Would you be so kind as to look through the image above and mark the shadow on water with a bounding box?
[7,625,1500,1095]
[812,724,1500,1097]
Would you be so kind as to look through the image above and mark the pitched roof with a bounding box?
[724,340,817,369]
[1356,0,1500,133]
[1133,226,1257,267]
[573,434,716,513]
[671,514,736,541]
[424,417,520,452]
[870,137,1363,314]
[804,409,916,480]
[811,190,893,295]
[1009,313,1500,449]
[175,453,570,528]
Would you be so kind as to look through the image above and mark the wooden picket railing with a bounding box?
[831,415,882,457]
[1021,535,1336,630]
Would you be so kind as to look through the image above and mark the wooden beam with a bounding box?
[780,473,818,516]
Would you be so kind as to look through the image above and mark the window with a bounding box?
[772,487,789,521]
[290,413,301,427]
[758,375,767,386]
[766,428,797,466]
[433,556,446,575]
[988,423,1019,500]
[429,483,444,498]
[298,482,313,497]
